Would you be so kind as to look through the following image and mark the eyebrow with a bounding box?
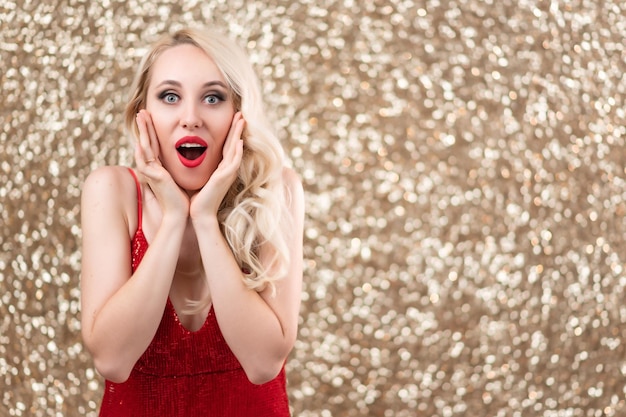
[155,80,229,89]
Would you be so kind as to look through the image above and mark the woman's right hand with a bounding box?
[81,111,191,382]
[135,109,189,220]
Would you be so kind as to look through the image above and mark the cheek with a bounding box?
[216,111,237,141]
[144,106,168,142]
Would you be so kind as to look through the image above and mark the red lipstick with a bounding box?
[175,136,208,168]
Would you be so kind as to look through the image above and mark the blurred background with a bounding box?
[1,0,625,416]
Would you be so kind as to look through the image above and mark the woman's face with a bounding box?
[145,43,236,191]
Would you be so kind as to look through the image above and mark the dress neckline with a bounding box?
[128,168,213,334]
[166,298,214,334]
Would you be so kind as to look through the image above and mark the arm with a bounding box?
[80,166,187,383]
[81,111,189,382]
[192,168,304,384]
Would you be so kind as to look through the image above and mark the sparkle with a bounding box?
[1,0,625,416]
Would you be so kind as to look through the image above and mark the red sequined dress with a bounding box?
[98,168,290,416]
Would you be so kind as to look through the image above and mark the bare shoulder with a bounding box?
[281,167,303,195]
[281,167,304,210]
[83,166,135,200]
[82,166,138,227]
[84,165,133,187]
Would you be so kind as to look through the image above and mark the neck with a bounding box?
[175,259,203,277]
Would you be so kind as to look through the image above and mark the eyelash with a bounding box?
[158,91,179,103]
[157,91,225,105]
[204,93,225,104]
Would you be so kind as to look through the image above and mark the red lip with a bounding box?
[175,136,208,168]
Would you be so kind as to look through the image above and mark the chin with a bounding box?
[165,160,215,192]
[170,171,209,193]
[179,179,209,193]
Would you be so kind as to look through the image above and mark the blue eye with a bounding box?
[159,91,179,104]
[204,94,222,104]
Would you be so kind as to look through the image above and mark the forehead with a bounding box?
[149,43,226,86]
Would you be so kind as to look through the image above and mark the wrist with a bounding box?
[160,211,189,231]
[190,213,220,230]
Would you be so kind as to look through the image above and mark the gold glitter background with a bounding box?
[1,0,625,416]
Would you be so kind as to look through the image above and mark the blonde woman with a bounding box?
[80,27,304,416]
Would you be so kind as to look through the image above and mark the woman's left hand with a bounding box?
[190,112,245,220]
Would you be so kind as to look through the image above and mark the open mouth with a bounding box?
[176,136,208,168]
[177,143,207,160]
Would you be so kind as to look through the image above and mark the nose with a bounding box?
[180,103,203,129]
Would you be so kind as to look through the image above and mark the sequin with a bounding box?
[1,0,625,416]
[101,200,289,416]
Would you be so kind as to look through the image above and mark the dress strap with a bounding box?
[127,168,143,229]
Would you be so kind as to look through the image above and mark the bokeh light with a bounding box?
[1,0,625,416]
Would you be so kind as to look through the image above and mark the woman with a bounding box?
[80,27,304,416]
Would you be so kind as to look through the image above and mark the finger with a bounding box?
[144,111,161,160]
[135,122,149,169]
[134,142,146,169]
[136,111,152,158]
[226,137,244,176]
[234,137,244,163]
[136,111,157,165]
[226,113,245,160]
[228,112,244,140]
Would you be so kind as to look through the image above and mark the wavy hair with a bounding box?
[123,28,291,310]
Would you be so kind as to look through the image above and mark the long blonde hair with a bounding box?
[124,28,291,308]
